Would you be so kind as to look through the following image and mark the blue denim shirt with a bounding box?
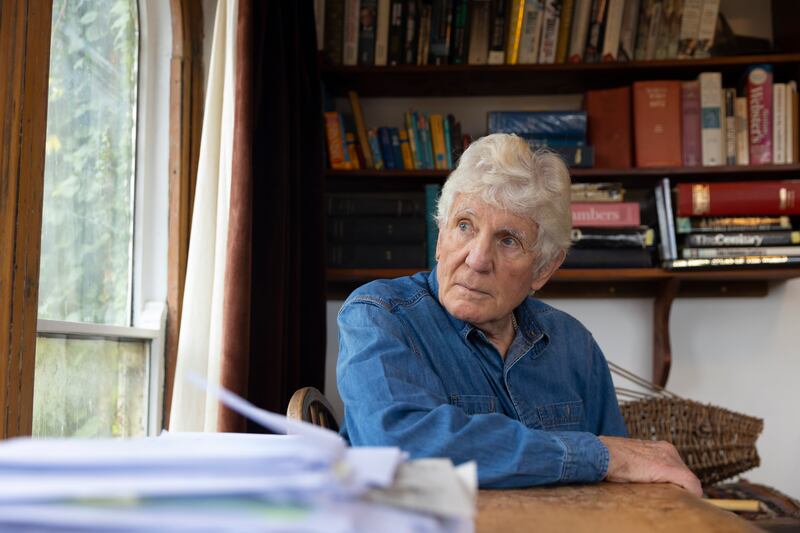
[337,268,628,488]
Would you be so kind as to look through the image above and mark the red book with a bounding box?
[571,202,641,227]
[585,86,632,168]
[747,64,773,165]
[676,181,800,216]
[681,81,701,167]
[633,81,683,168]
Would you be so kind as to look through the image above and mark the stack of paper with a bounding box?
[0,377,476,532]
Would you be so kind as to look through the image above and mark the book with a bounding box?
[583,0,608,63]
[562,248,654,268]
[773,83,787,164]
[681,81,701,167]
[429,0,454,65]
[699,72,723,167]
[683,231,800,248]
[328,217,427,242]
[601,0,625,62]
[348,90,375,168]
[633,80,682,168]
[327,192,426,216]
[398,128,414,169]
[694,0,719,58]
[567,0,593,62]
[787,81,797,164]
[487,111,587,139]
[654,177,678,261]
[323,0,346,64]
[327,243,428,267]
[449,0,470,64]
[358,0,378,65]
[405,111,423,169]
[682,246,800,259]
[747,64,773,165]
[390,127,404,168]
[676,0,701,58]
[665,255,800,270]
[617,0,640,61]
[324,112,352,170]
[425,183,442,268]
[374,0,391,65]
[555,0,575,63]
[488,0,510,64]
[378,127,397,169]
[675,216,792,233]
[571,226,655,248]
[468,0,492,64]
[387,0,406,65]
[345,132,362,169]
[518,0,545,64]
[343,0,360,65]
[585,86,632,168]
[403,0,419,64]
[735,96,750,165]
[654,0,681,59]
[675,181,800,216]
[429,114,448,169]
[443,115,453,168]
[506,0,527,64]
[637,0,662,60]
[571,182,624,202]
[417,3,433,64]
[724,88,737,166]
[539,0,562,64]
[367,129,385,169]
[417,112,435,169]
[571,202,641,227]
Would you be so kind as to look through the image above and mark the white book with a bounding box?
[314,0,326,51]
[694,0,720,58]
[374,0,391,66]
[786,81,797,164]
[618,0,641,61]
[567,0,592,62]
[677,0,702,58]
[601,0,625,61]
[735,97,750,166]
[773,83,787,164]
[343,0,360,66]
[699,72,723,166]
[538,0,561,64]
[518,0,545,64]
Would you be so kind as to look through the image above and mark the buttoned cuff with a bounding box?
[550,432,609,483]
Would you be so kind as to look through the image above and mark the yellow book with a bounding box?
[348,90,374,169]
[429,114,448,170]
[505,0,526,65]
[345,132,361,170]
[324,112,352,170]
[398,129,414,169]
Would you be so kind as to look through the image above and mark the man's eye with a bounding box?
[458,221,470,232]
[501,236,518,247]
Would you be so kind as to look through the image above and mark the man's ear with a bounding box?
[530,250,566,291]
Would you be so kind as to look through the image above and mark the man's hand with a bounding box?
[598,436,703,497]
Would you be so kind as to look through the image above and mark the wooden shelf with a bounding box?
[320,53,800,97]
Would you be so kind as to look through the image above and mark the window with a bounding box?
[33,0,169,438]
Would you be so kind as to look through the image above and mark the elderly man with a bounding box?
[336,133,701,495]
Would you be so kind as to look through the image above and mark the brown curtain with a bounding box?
[220,0,326,432]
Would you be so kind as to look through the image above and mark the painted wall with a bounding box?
[324,0,800,498]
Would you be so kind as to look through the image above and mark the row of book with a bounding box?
[317,0,723,68]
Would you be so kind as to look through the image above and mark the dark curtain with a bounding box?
[232,0,326,430]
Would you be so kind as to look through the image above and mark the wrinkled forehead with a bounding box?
[450,194,538,235]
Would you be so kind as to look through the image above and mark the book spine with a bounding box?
[662,177,678,260]
[724,88,737,166]
[787,81,797,164]
[449,0,470,64]
[633,81,682,167]
[682,246,800,259]
[675,216,792,233]
[571,227,654,249]
[374,0,392,65]
[487,111,587,137]
[654,180,671,260]
[653,0,675,59]
[343,0,360,65]
[390,127,404,168]
[676,181,800,216]
[425,183,442,268]
[583,0,608,63]
[328,217,427,242]
[601,0,624,62]
[398,128,415,169]
[518,0,545,64]
[468,0,492,64]
[644,0,662,60]
[571,182,624,202]
[666,255,800,270]
[633,0,653,60]
[417,3,433,65]
[430,114,448,169]
[443,115,453,168]
[617,0,639,61]
[694,0,720,58]
[429,0,454,64]
[327,243,428,267]
[773,83,787,164]
[792,81,800,165]
[681,81,701,167]
[405,111,423,169]
[488,0,509,64]
[676,0,701,58]
[387,0,406,65]
[324,0,346,64]
[358,0,378,65]
[555,0,575,62]
[665,0,683,58]
[324,112,352,169]
[348,90,375,168]
[735,97,750,165]
[418,113,435,169]
[403,0,419,64]
[367,129,385,169]
[539,0,562,64]
[684,231,800,247]
[345,132,362,169]
[571,202,641,227]
[567,0,592,62]
[747,64,773,165]
[378,127,396,169]
[699,72,723,167]
[506,0,528,64]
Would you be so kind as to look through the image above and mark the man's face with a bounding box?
[435,194,558,331]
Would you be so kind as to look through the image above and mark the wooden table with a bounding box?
[477,483,762,533]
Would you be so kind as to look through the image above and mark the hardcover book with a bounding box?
[488,0,509,64]
[676,0,701,58]
[617,0,640,61]
[724,88,737,166]
[324,112,352,170]
[585,86,632,168]
[555,0,575,62]
[517,0,545,64]
[468,0,492,64]
[675,216,792,233]
[583,0,608,63]
[571,182,624,202]
[735,96,750,165]
[571,202,641,227]
[699,72,723,166]
[601,0,625,61]
[358,0,378,65]
[539,0,562,64]
[571,226,655,248]
[681,246,800,259]
[747,64,773,165]
[633,80,682,167]
[567,0,592,62]
[449,0,470,64]
[773,83,787,164]
[343,0,360,65]
[487,111,587,139]
[387,0,406,65]
[505,0,527,64]
[374,0,391,65]
[683,231,800,248]
[681,81,701,166]
[675,181,800,216]
[666,255,800,270]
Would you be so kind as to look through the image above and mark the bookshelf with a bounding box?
[319,5,800,385]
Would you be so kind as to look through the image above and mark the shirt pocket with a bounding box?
[449,394,498,415]
[536,400,584,430]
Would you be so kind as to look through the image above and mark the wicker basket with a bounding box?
[610,362,764,486]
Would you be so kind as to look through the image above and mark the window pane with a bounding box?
[32,336,149,438]
[38,0,140,325]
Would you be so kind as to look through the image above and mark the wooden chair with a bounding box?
[286,387,340,432]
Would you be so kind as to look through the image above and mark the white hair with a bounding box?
[435,133,572,274]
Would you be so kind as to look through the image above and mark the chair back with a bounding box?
[286,386,340,432]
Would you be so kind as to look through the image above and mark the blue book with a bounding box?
[425,184,442,269]
[390,128,404,169]
[443,116,453,169]
[378,127,397,169]
[487,111,588,141]
[367,129,385,170]
[418,113,435,170]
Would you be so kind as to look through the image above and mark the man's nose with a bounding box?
[465,235,493,273]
